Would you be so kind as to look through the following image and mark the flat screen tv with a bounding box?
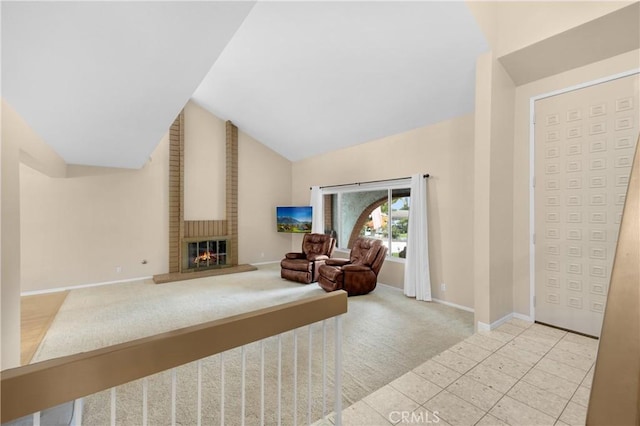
[276,206,312,233]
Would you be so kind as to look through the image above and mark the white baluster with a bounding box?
[322,320,327,418]
[293,328,298,426]
[260,340,265,426]
[197,360,202,426]
[241,346,246,426]
[334,315,343,426]
[220,352,225,426]
[73,398,83,426]
[278,334,282,426]
[307,324,313,425]
[142,378,148,426]
[171,368,177,426]
[110,387,116,426]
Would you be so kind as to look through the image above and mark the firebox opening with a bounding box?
[184,239,228,271]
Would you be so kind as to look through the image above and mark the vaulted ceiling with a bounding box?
[2,1,488,168]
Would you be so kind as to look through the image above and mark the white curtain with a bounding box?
[404,174,432,301]
[310,186,323,233]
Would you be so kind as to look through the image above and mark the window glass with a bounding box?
[322,185,410,259]
[390,189,410,258]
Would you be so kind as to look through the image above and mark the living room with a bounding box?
[2,1,639,424]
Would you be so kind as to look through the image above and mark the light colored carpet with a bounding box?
[33,264,473,425]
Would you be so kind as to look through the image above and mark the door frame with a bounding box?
[528,68,640,323]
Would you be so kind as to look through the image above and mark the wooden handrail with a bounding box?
[587,136,640,425]
[1,290,348,423]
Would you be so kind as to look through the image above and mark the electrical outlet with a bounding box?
[440,283,446,291]
[116,266,122,273]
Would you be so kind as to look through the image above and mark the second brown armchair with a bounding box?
[317,237,388,296]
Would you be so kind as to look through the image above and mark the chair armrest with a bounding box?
[307,254,329,261]
[285,252,306,260]
[325,258,350,266]
[342,264,371,272]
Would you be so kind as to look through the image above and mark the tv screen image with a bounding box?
[276,206,312,233]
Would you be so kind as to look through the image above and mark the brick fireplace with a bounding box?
[153,111,255,283]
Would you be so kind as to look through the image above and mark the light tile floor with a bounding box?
[323,318,597,426]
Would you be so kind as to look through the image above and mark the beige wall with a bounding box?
[183,101,226,220]
[292,114,476,309]
[473,51,517,327]
[473,52,493,325]
[470,0,638,329]
[20,136,170,291]
[467,1,633,58]
[488,56,516,324]
[511,49,640,317]
[2,129,22,369]
[15,102,293,292]
[184,100,293,264]
[2,99,69,368]
[238,130,293,264]
[2,101,67,179]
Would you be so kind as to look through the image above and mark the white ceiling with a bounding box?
[2,1,256,168]
[2,1,488,168]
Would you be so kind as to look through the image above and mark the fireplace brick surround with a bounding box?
[153,111,256,284]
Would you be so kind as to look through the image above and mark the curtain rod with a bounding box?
[310,174,430,190]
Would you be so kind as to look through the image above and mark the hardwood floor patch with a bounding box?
[21,291,69,365]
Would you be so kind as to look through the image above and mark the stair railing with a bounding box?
[1,290,348,425]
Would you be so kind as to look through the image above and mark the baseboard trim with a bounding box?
[512,312,534,322]
[477,312,534,331]
[378,282,403,292]
[21,276,153,296]
[476,321,491,332]
[432,298,475,313]
[22,262,282,295]
[251,260,280,266]
[477,313,512,332]
[378,284,475,313]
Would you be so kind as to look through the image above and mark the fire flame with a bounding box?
[194,251,216,264]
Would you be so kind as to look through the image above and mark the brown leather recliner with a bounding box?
[317,237,388,296]
[280,233,336,284]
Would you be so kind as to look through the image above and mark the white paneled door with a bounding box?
[535,74,639,337]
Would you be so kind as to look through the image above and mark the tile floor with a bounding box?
[326,318,597,426]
